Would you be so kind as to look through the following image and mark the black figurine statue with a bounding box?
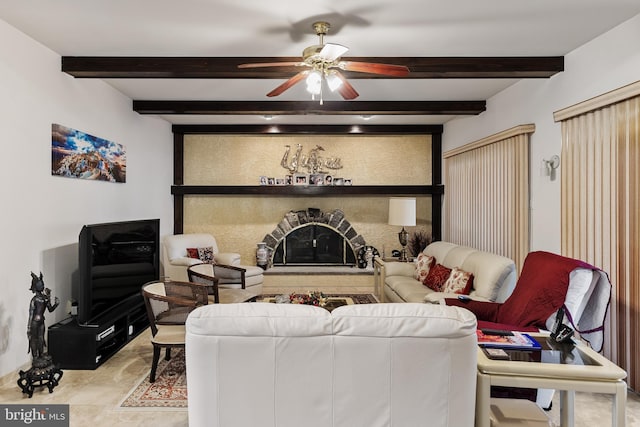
[27,272,59,361]
[18,272,63,397]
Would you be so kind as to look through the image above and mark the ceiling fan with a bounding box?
[238,21,410,103]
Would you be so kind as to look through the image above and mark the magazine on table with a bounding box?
[476,329,541,350]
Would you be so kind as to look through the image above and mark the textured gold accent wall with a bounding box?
[183,134,432,264]
[184,134,431,185]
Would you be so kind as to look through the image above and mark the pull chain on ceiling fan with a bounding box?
[238,21,410,104]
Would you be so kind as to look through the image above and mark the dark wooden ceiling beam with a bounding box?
[62,56,563,79]
[133,100,486,115]
[171,124,443,135]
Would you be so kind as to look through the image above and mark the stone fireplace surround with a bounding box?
[262,208,367,268]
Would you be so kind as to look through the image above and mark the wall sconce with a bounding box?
[541,155,560,180]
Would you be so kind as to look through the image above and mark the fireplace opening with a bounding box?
[272,224,356,266]
[262,208,366,269]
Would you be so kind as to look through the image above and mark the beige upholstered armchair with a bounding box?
[162,233,263,295]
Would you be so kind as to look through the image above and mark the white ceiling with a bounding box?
[1,0,639,125]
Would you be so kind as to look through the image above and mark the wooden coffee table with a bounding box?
[476,332,627,427]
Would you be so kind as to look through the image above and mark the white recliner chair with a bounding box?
[162,233,263,295]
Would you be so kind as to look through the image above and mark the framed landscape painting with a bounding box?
[51,124,126,183]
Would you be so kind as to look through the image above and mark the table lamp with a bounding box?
[388,197,416,262]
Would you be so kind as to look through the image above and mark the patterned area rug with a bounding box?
[119,294,377,409]
[119,349,187,410]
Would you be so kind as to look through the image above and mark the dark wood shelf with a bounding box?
[171,185,443,196]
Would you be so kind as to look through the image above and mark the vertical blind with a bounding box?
[443,125,534,272]
[554,80,640,390]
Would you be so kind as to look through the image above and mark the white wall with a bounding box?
[443,13,640,254]
[0,19,174,377]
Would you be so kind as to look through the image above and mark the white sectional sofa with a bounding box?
[186,302,478,427]
[381,241,517,304]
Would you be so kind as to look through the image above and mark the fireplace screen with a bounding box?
[272,224,356,266]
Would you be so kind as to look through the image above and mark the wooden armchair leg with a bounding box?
[150,345,161,383]
[165,347,171,361]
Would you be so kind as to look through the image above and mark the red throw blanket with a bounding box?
[447,251,592,329]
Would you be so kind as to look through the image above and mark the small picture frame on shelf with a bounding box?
[333,177,344,186]
[275,178,285,185]
[267,177,275,185]
[343,179,352,186]
[324,175,333,185]
[259,176,268,185]
[293,173,308,185]
[309,173,325,186]
[285,175,293,185]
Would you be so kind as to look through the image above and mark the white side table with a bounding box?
[372,257,407,300]
[476,333,627,427]
[372,257,386,299]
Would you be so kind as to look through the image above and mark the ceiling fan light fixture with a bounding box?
[238,20,408,102]
[326,71,343,92]
[306,70,322,95]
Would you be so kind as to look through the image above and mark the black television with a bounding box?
[77,219,160,325]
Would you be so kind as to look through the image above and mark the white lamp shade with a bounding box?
[388,197,416,226]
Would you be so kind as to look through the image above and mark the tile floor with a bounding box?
[0,328,187,427]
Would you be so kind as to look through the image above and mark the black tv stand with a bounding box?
[78,323,100,328]
[48,298,148,369]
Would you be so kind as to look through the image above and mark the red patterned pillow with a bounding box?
[441,267,474,295]
[414,253,435,282]
[186,248,200,259]
[186,246,216,264]
[422,263,452,292]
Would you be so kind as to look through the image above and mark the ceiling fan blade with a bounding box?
[318,43,349,61]
[266,71,310,97]
[333,71,359,100]
[238,61,304,69]
[340,61,410,77]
